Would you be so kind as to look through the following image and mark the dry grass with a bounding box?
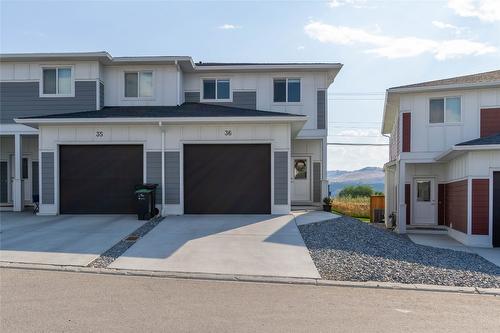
[331,196,370,218]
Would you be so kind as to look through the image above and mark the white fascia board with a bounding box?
[387,80,500,94]
[434,144,500,161]
[15,116,307,126]
[194,64,343,72]
[0,52,112,62]
[0,123,39,135]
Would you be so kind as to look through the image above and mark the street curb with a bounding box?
[1,262,499,296]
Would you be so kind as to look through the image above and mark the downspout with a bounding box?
[160,121,166,216]
[175,60,180,106]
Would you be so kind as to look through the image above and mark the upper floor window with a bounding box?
[273,78,300,103]
[429,97,461,124]
[42,67,72,96]
[202,79,230,100]
[125,71,153,98]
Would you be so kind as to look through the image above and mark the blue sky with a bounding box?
[1,0,499,170]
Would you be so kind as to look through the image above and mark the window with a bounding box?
[124,71,153,98]
[42,67,72,95]
[202,79,230,100]
[22,158,28,179]
[273,78,301,103]
[429,97,461,123]
[417,181,431,202]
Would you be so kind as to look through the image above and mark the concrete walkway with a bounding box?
[291,210,341,226]
[408,234,500,267]
[0,212,144,266]
[110,215,320,278]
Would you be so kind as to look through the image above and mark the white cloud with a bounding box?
[448,0,500,22]
[297,45,305,50]
[328,0,369,9]
[218,24,241,30]
[304,21,496,60]
[335,128,381,137]
[431,20,468,35]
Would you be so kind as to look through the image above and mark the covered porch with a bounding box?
[0,125,39,212]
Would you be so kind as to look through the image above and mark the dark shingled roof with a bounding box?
[19,102,305,119]
[390,69,500,90]
[456,133,500,146]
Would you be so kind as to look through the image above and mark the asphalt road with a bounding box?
[1,268,499,333]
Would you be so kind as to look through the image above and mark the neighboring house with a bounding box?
[0,52,342,216]
[382,70,500,248]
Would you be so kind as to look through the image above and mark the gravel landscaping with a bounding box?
[299,216,500,288]
[88,216,164,268]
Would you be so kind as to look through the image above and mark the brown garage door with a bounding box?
[184,144,271,214]
[60,145,143,214]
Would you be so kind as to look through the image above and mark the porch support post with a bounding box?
[397,160,406,233]
[160,123,167,216]
[13,133,24,211]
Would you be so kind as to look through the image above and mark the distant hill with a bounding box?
[328,167,384,196]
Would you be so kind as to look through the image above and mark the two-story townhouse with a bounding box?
[0,52,342,216]
[382,70,500,248]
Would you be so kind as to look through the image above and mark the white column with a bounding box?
[161,125,167,216]
[397,160,406,233]
[13,134,24,211]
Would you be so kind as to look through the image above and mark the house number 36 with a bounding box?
[96,131,104,137]
[224,130,232,136]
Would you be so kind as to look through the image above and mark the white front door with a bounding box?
[9,154,32,203]
[291,157,311,202]
[413,178,437,225]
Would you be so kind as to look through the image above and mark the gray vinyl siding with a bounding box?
[184,91,257,109]
[146,152,162,204]
[0,81,97,123]
[99,82,104,109]
[317,90,326,129]
[274,151,288,205]
[32,161,39,197]
[184,91,200,103]
[165,152,180,204]
[41,152,54,204]
[313,162,321,202]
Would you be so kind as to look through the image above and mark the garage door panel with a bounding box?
[184,144,271,214]
[60,145,143,214]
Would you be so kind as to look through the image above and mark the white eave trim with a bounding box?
[387,80,500,94]
[194,64,343,71]
[435,144,500,161]
[15,115,308,126]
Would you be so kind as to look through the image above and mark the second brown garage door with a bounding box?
[184,144,271,214]
[59,145,143,214]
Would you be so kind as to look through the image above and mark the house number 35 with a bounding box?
[224,130,232,136]
[96,131,104,137]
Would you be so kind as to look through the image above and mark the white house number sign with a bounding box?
[224,129,232,136]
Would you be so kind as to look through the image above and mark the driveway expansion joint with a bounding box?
[87,216,164,268]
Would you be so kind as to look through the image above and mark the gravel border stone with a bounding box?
[298,216,500,288]
[88,216,164,268]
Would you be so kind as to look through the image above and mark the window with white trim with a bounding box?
[429,97,461,124]
[273,78,301,103]
[41,67,72,96]
[124,71,153,98]
[202,79,230,100]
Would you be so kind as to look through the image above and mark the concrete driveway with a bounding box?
[0,212,144,266]
[110,215,320,278]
